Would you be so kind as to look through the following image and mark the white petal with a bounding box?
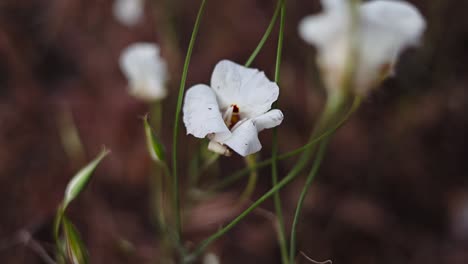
[299,11,348,92]
[298,11,350,86]
[203,253,220,264]
[321,0,348,11]
[183,84,231,139]
[252,109,284,132]
[210,60,279,118]
[119,43,168,101]
[299,0,349,48]
[361,0,426,45]
[222,120,261,157]
[299,13,346,49]
[128,77,167,100]
[354,0,426,92]
[113,0,144,27]
[299,0,426,94]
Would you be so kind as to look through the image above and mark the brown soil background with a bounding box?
[1,0,468,263]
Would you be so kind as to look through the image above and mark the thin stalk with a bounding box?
[186,95,360,262]
[289,1,362,257]
[287,88,355,261]
[238,154,258,204]
[26,236,57,264]
[187,101,336,261]
[150,102,166,230]
[271,1,288,264]
[340,0,360,95]
[185,148,311,262]
[288,139,328,263]
[190,147,220,188]
[150,102,163,133]
[171,0,208,244]
[53,205,65,259]
[210,96,361,191]
[57,108,85,166]
[199,153,220,176]
[244,0,282,67]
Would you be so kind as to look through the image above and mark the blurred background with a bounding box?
[1,0,467,263]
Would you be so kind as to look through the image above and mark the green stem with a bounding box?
[187,102,336,262]
[171,0,208,244]
[340,0,360,95]
[150,102,163,133]
[150,102,166,230]
[272,1,288,263]
[190,147,220,188]
[210,96,361,191]
[185,149,310,262]
[288,139,329,263]
[238,154,258,204]
[188,145,202,189]
[199,152,220,176]
[186,96,360,262]
[244,0,282,67]
[288,73,359,262]
[53,205,65,259]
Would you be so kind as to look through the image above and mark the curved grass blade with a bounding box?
[143,115,166,162]
[63,149,110,210]
[62,216,89,264]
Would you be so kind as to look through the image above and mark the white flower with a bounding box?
[203,253,220,264]
[183,60,284,157]
[113,0,144,27]
[119,43,169,101]
[299,0,426,94]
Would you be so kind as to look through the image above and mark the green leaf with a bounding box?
[63,149,110,210]
[62,216,89,264]
[53,206,65,250]
[143,115,166,162]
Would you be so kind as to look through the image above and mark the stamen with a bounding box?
[229,104,240,129]
[223,104,241,129]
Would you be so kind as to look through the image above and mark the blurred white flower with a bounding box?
[119,43,169,101]
[203,253,220,264]
[299,0,426,94]
[113,0,144,27]
[183,60,284,157]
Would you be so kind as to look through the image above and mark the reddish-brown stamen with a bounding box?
[229,104,240,129]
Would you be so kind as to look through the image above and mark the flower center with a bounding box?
[223,104,240,129]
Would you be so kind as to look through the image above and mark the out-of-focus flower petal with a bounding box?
[183,84,231,139]
[362,0,426,44]
[354,0,426,92]
[322,0,347,11]
[211,60,279,118]
[299,0,426,94]
[203,253,221,264]
[299,12,346,49]
[113,0,144,27]
[119,43,168,101]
